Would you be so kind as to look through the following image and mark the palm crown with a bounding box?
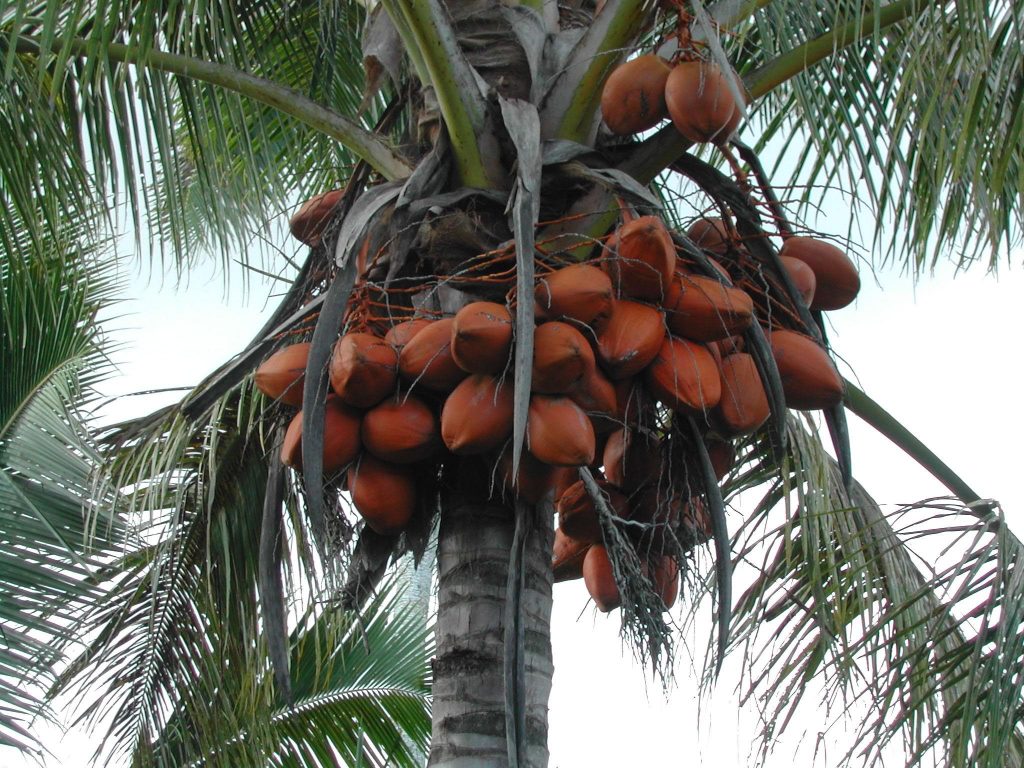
[1,0,1022,766]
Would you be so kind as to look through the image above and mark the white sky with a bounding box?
[6,210,1023,767]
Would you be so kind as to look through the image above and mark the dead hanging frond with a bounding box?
[719,416,1024,768]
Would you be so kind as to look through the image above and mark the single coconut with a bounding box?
[557,479,629,544]
[595,300,666,379]
[686,217,732,256]
[665,61,742,144]
[583,545,621,612]
[779,255,817,306]
[450,301,513,374]
[532,321,594,393]
[553,528,591,582]
[534,263,614,327]
[779,236,859,310]
[569,361,620,433]
[361,394,440,463]
[605,215,677,301]
[651,556,680,609]
[385,318,432,351]
[527,395,596,467]
[600,54,672,135]
[663,273,754,341]
[716,352,770,435]
[289,189,343,247]
[602,427,662,491]
[280,397,361,474]
[644,335,722,414]
[768,329,844,410]
[329,333,397,408]
[398,318,468,392]
[441,374,514,454]
[347,455,416,535]
[255,342,310,407]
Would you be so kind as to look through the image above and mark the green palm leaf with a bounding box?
[0,227,122,753]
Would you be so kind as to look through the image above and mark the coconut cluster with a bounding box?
[601,55,744,144]
[259,204,860,613]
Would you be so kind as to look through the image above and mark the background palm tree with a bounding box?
[1,0,1023,766]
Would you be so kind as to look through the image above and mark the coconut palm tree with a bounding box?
[1,0,1023,766]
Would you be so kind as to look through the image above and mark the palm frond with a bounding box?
[0,228,123,753]
[730,0,1024,272]
[1,0,389,277]
[722,417,1024,768]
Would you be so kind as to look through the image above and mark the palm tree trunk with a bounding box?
[429,468,554,767]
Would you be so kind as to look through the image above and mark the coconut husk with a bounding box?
[347,454,416,535]
[595,300,666,380]
[385,318,432,351]
[289,189,343,246]
[361,394,441,463]
[441,374,514,454]
[644,335,722,414]
[527,395,595,467]
[552,528,590,582]
[557,479,629,544]
[779,255,817,306]
[255,342,310,407]
[779,236,859,310]
[600,54,671,135]
[716,352,770,435]
[686,217,731,256]
[280,397,361,475]
[398,318,468,392]
[651,556,679,609]
[569,361,620,433]
[602,426,662,492]
[630,485,682,554]
[583,545,621,612]
[705,438,736,481]
[665,61,741,145]
[329,333,398,408]
[768,329,844,410]
[532,321,593,393]
[534,263,613,327]
[663,273,753,342]
[450,301,513,374]
[605,216,676,302]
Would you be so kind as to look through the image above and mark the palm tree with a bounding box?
[2,0,1023,766]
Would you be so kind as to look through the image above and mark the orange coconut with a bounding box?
[534,263,614,326]
[600,55,672,135]
[717,352,770,435]
[595,300,665,380]
[569,361,620,433]
[289,189,343,247]
[706,438,736,481]
[441,374,514,454]
[644,335,722,414]
[361,394,441,463]
[527,395,596,467]
[583,545,621,612]
[384,318,432,351]
[255,342,310,407]
[557,479,628,544]
[651,556,680,609]
[779,255,817,306]
[280,397,361,474]
[347,455,416,535]
[665,61,742,144]
[329,333,397,408]
[398,318,468,392]
[605,215,676,301]
[553,528,591,582]
[768,329,844,410]
[532,321,594,393]
[686,217,731,256]
[602,426,662,492]
[779,236,859,310]
[663,273,754,341]
[450,301,513,374]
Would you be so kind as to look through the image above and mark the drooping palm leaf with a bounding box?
[721,417,1024,768]
[0,229,122,753]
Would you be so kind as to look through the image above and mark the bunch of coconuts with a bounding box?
[257,194,861,614]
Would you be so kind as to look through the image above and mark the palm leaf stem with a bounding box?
[744,0,939,100]
[843,379,997,518]
[12,34,412,182]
